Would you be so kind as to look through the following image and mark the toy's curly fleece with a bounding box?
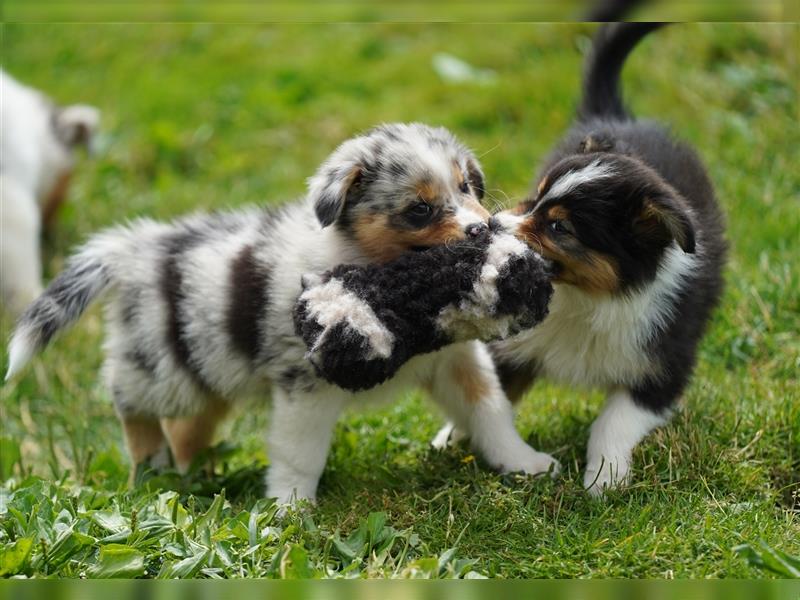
[294,230,553,391]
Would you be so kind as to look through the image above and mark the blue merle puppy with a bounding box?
[6,122,560,505]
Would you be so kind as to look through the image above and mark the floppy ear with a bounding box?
[307,162,362,228]
[466,156,485,201]
[634,187,696,254]
[54,104,100,148]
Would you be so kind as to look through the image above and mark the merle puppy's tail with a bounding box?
[5,237,120,380]
[584,0,646,22]
[578,22,665,121]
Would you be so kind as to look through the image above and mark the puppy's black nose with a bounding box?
[465,222,489,238]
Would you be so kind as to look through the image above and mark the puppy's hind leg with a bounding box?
[265,385,344,506]
[161,396,231,474]
[120,415,171,485]
[429,341,560,477]
[108,362,171,485]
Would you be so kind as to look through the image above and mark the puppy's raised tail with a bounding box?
[578,22,666,121]
[6,236,120,380]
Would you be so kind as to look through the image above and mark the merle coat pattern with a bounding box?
[7,123,561,504]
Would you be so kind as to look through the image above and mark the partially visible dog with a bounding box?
[1,69,100,316]
[7,122,560,505]
[435,24,727,496]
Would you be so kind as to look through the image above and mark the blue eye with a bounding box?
[459,181,470,194]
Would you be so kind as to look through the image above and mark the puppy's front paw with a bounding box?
[270,487,317,517]
[266,469,318,513]
[499,446,561,478]
[583,455,630,498]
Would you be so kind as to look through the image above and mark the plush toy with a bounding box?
[293,231,553,391]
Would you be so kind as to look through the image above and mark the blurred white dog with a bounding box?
[1,69,100,316]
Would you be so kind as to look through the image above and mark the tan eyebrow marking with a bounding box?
[452,162,465,186]
[415,180,442,203]
[547,205,570,221]
[537,176,549,196]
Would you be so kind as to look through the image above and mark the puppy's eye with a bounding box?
[405,201,434,227]
[408,201,432,217]
[459,181,470,194]
[549,220,574,235]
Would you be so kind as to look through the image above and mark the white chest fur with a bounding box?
[493,244,698,388]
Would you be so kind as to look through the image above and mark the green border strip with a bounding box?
[2,580,800,598]
[1,0,794,23]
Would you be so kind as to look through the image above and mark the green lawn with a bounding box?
[1,23,798,579]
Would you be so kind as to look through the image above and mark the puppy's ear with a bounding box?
[466,156,485,201]
[634,187,696,254]
[307,162,362,228]
[54,104,100,148]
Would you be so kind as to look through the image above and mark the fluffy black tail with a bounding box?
[578,22,666,121]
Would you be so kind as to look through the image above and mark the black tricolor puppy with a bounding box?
[294,230,553,391]
[478,23,728,495]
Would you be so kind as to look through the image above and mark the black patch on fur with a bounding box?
[388,161,409,178]
[314,190,343,227]
[119,286,142,326]
[160,230,211,390]
[466,160,485,200]
[126,348,158,376]
[227,244,270,360]
[490,354,540,404]
[369,124,401,142]
[278,366,305,387]
[294,233,553,391]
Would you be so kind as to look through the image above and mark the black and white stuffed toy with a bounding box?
[293,231,553,391]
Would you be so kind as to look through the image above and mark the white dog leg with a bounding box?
[430,341,560,477]
[584,389,669,497]
[265,385,344,506]
[0,177,43,316]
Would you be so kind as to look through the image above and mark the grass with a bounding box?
[1,23,798,578]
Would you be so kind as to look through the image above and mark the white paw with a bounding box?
[266,472,318,508]
[583,456,630,498]
[498,446,561,478]
[431,423,467,450]
[270,487,317,515]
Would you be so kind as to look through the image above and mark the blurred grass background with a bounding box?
[0,23,798,578]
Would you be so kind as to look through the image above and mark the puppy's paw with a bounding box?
[148,444,174,470]
[583,456,630,498]
[499,446,561,478]
[430,423,467,450]
[270,488,317,518]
